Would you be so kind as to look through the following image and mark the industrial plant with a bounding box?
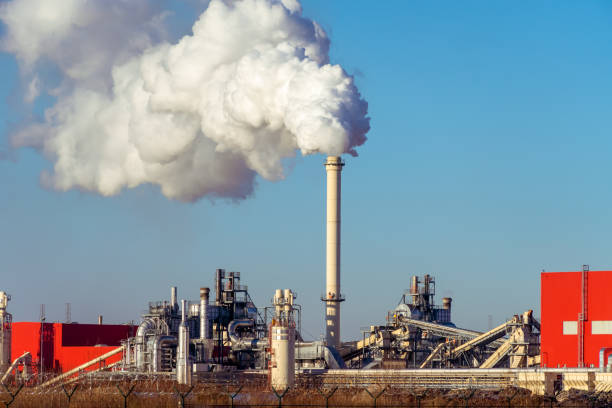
[2,157,612,398]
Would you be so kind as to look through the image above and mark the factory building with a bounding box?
[10,322,136,373]
[541,268,612,368]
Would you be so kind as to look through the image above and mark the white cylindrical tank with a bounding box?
[269,288,296,390]
[0,292,11,373]
[270,325,295,390]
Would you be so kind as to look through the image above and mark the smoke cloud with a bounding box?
[1,0,369,201]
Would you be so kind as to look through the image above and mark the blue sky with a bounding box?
[2,0,612,341]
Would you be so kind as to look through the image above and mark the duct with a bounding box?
[152,335,177,372]
[599,348,612,372]
[228,319,255,344]
[135,318,156,371]
[294,341,346,369]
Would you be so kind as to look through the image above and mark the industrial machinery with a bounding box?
[120,269,344,379]
[341,275,540,370]
[0,292,12,373]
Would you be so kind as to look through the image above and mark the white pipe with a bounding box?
[152,336,176,372]
[324,156,344,348]
[135,319,155,371]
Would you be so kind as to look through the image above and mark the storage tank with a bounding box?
[0,292,11,372]
[269,289,296,390]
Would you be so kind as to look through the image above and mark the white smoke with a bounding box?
[1,0,369,201]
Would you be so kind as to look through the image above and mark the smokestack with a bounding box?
[177,299,192,385]
[98,315,103,325]
[171,286,178,312]
[215,269,224,305]
[200,287,210,339]
[323,156,344,348]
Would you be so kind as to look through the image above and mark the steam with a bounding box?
[1,0,369,201]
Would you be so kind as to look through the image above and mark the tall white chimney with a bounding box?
[323,156,344,348]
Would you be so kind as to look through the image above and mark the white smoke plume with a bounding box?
[1,0,369,201]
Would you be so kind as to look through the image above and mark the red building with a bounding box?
[11,322,136,373]
[541,269,612,368]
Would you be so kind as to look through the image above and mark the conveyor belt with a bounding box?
[398,318,505,347]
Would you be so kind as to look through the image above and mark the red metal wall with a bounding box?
[11,322,136,373]
[541,271,612,368]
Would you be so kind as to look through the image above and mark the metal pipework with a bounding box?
[200,287,210,339]
[135,318,156,371]
[323,156,344,348]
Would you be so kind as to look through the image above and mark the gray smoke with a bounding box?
[1,0,369,201]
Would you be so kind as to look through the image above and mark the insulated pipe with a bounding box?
[152,336,177,372]
[135,318,156,371]
[324,156,344,348]
[228,319,254,344]
[200,287,210,339]
[599,347,612,372]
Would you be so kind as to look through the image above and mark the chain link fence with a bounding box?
[1,378,612,408]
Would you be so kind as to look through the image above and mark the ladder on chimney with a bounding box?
[578,264,589,368]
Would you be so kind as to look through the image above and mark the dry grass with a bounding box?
[0,380,610,407]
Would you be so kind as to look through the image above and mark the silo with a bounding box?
[269,289,296,390]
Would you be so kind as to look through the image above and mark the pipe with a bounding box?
[200,287,210,340]
[135,318,156,371]
[152,336,177,372]
[324,156,344,348]
[1,352,31,384]
[599,347,612,372]
[228,319,254,344]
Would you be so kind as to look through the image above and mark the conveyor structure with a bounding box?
[341,276,540,370]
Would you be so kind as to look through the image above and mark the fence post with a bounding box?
[228,385,244,408]
[116,384,136,408]
[174,385,194,408]
[364,386,387,408]
[505,388,519,408]
[62,384,79,406]
[408,390,426,408]
[1,383,24,408]
[271,386,289,408]
[316,386,338,408]
[462,388,476,408]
